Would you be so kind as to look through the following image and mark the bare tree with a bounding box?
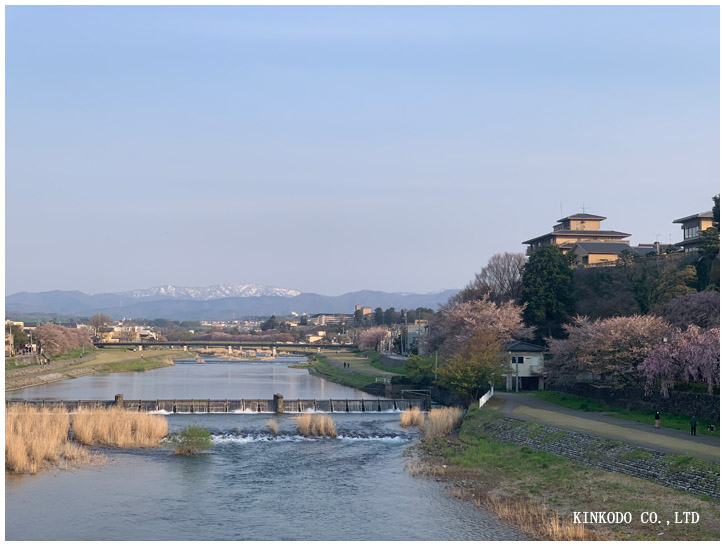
[89,314,113,336]
[449,252,526,306]
[479,252,526,303]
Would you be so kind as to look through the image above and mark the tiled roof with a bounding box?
[522,230,631,245]
[672,211,714,224]
[573,242,634,254]
[502,340,547,352]
[557,213,606,222]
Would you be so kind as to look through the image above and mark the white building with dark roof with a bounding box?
[502,340,547,391]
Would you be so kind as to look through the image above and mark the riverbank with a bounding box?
[5,348,193,391]
[410,405,719,541]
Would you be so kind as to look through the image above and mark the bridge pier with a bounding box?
[137,345,143,352]
[273,393,284,414]
[183,345,188,352]
[272,346,277,357]
[228,345,233,355]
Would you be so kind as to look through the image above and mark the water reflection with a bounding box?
[7,356,379,401]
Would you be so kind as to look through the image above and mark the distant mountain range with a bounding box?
[5,283,459,320]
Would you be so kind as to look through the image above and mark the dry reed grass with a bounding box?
[400,407,425,428]
[5,405,102,474]
[452,490,598,541]
[423,407,464,441]
[295,413,337,438]
[71,407,168,448]
[267,419,280,436]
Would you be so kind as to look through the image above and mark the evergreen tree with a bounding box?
[521,245,575,339]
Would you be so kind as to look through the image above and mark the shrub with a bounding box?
[267,419,279,436]
[167,424,214,455]
[71,408,168,448]
[295,413,337,438]
[423,407,464,441]
[400,407,425,428]
[5,405,98,474]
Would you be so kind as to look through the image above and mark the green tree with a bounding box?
[436,331,509,401]
[521,245,575,339]
[260,315,278,331]
[166,425,214,455]
[628,260,697,313]
[403,355,436,384]
[353,309,363,325]
[695,194,720,290]
[383,308,398,325]
[10,324,28,350]
[373,307,384,326]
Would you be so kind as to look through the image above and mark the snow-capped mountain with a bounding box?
[120,284,301,300]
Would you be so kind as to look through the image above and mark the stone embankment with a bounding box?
[483,417,719,499]
[6,355,97,379]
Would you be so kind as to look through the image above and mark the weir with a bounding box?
[6,394,429,413]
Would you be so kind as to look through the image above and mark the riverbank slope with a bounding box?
[412,405,719,541]
[5,348,193,392]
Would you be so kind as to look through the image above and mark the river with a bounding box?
[5,357,527,540]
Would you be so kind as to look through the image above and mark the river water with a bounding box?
[6,358,527,540]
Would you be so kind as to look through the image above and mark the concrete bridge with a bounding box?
[6,393,429,413]
[93,341,352,356]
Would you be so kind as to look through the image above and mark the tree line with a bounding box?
[400,194,720,401]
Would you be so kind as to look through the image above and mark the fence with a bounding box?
[479,385,494,408]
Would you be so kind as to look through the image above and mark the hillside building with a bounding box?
[523,213,631,257]
[673,210,715,252]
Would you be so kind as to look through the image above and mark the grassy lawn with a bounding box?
[366,351,406,374]
[50,347,94,361]
[430,405,720,540]
[89,348,189,373]
[317,349,402,378]
[297,353,379,390]
[527,390,719,437]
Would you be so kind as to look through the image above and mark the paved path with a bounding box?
[490,392,719,462]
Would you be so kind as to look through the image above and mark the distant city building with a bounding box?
[673,210,715,252]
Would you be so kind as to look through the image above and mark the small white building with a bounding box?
[502,340,547,391]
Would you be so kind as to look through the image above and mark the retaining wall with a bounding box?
[554,383,720,422]
[479,416,719,499]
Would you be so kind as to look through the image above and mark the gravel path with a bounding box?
[492,392,719,462]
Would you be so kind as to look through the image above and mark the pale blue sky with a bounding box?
[5,6,720,296]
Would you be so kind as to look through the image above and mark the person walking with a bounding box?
[690,416,697,436]
[654,411,660,429]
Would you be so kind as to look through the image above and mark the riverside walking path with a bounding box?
[490,392,719,463]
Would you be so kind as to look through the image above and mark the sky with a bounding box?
[5,5,720,296]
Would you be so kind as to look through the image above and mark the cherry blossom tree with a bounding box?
[358,327,389,352]
[546,315,669,386]
[34,324,93,357]
[639,326,720,397]
[424,295,531,359]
